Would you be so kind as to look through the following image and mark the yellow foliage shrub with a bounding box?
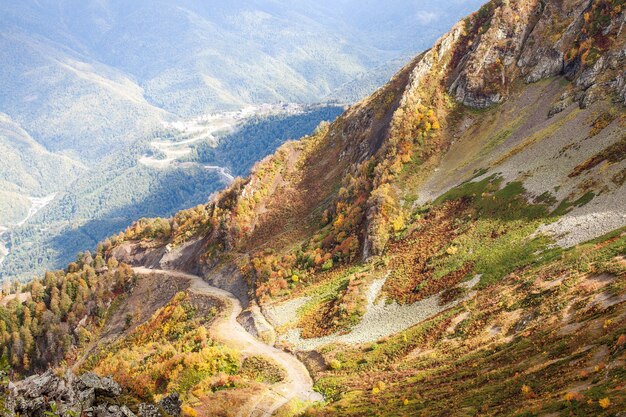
[182,405,198,417]
[446,246,459,255]
[329,359,342,370]
[599,397,611,409]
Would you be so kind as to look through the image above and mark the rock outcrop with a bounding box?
[445,0,625,108]
[8,370,181,417]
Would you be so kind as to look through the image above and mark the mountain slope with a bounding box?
[0,0,625,416]
[0,113,84,227]
[104,0,626,414]
[0,106,343,281]
[0,0,486,161]
[0,30,167,161]
[112,0,626,272]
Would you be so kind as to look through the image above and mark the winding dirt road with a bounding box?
[132,267,322,417]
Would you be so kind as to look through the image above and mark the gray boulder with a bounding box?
[137,403,162,417]
[158,393,182,416]
[6,369,171,417]
[77,372,122,397]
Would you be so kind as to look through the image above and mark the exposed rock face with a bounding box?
[442,0,625,108]
[448,0,538,108]
[8,370,180,417]
[137,404,162,417]
[157,393,181,417]
[613,71,626,103]
[77,373,122,397]
[238,302,277,345]
[522,48,564,83]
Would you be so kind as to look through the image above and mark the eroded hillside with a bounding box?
[0,0,625,416]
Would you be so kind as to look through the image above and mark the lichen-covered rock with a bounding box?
[548,97,572,118]
[7,370,173,417]
[10,370,78,416]
[77,372,122,397]
[158,393,182,417]
[612,71,626,104]
[576,57,605,90]
[137,403,162,417]
[79,388,97,410]
[121,406,137,417]
[88,404,127,417]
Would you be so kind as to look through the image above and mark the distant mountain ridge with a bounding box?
[0,113,84,226]
[0,105,345,280]
[0,0,485,161]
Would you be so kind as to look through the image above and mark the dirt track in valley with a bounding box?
[132,267,322,417]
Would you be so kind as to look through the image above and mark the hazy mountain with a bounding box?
[0,0,485,160]
[0,29,167,161]
[326,55,413,103]
[0,113,84,227]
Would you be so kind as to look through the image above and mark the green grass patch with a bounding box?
[434,176,550,221]
[430,218,556,287]
[296,265,370,320]
[427,176,561,286]
[552,191,596,216]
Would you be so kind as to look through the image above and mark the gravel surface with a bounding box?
[416,96,626,249]
[281,275,481,350]
[537,187,626,247]
[487,103,623,204]
[417,80,569,205]
[263,296,311,328]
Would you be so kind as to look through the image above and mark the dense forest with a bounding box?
[189,105,344,176]
[0,250,134,373]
